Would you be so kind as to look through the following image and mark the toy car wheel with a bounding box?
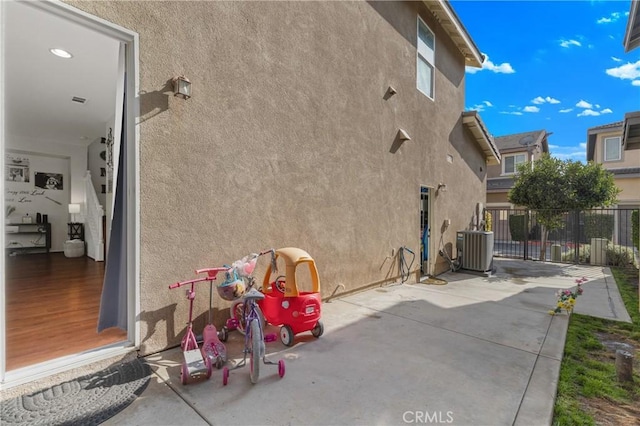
[222,367,229,386]
[219,326,228,342]
[280,325,294,347]
[216,357,224,370]
[311,320,324,338]
[205,356,212,379]
[180,362,189,385]
[278,359,285,378]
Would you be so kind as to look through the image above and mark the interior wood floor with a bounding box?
[5,252,127,371]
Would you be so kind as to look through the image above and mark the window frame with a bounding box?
[416,16,435,99]
[603,136,622,162]
[503,153,527,175]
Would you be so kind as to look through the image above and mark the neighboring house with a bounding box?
[486,130,551,209]
[587,118,640,210]
[1,0,500,388]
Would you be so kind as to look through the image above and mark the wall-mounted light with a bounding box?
[68,204,81,223]
[437,183,447,194]
[172,76,192,99]
[397,129,411,141]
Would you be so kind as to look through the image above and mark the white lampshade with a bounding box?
[69,204,81,223]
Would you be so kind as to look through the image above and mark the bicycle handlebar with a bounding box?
[194,266,228,278]
[169,276,214,290]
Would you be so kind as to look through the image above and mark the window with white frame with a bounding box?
[503,153,526,174]
[603,137,621,162]
[417,17,435,98]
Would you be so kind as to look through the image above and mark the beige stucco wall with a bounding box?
[66,1,488,355]
[593,129,640,167]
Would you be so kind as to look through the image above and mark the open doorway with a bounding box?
[2,0,137,382]
[420,186,431,276]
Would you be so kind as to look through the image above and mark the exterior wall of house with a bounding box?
[66,0,488,354]
[592,129,640,206]
[593,129,640,168]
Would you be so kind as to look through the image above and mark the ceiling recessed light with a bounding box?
[50,48,73,59]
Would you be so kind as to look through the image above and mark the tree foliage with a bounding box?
[508,154,620,231]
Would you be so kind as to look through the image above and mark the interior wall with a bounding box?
[5,137,87,251]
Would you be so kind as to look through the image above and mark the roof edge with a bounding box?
[423,0,484,68]
[462,110,501,165]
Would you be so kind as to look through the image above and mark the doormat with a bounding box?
[1,358,150,426]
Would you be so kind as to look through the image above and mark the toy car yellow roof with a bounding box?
[263,247,320,297]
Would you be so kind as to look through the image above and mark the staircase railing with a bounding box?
[84,170,104,261]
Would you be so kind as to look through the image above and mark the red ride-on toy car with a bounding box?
[260,247,323,346]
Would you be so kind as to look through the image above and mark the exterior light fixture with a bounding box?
[50,48,73,59]
[172,76,192,99]
[68,204,81,223]
[397,129,411,141]
[437,183,447,194]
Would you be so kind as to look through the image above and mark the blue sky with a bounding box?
[451,0,639,162]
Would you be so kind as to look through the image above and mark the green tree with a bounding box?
[508,154,620,260]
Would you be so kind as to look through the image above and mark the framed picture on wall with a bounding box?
[35,172,64,190]
[5,154,30,182]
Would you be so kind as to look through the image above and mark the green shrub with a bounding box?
[562,244,591,263]
[509,214,527,241]
[632,210,639,250]
[606,244,635,267]
[583,213,614,241]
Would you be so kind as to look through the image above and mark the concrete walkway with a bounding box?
[103,259,631,426]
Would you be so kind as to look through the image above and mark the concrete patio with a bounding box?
[101,258,630,425]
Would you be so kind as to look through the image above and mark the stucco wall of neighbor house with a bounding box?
[616,178,640,204]
[594,131,640,168]
[487,192,510,205]
[66,1,488,354]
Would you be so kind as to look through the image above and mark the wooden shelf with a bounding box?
[5,222,51,254]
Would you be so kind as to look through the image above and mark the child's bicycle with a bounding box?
[221,251,285,385]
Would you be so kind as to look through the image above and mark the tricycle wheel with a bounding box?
[219,326,228,342]
[180,362,189,385]
[222,366,229,386]
[249,320,261,384]
[216,357,224,369]
[280,325,294,347]
[278,359,285,378]
[311,321,324,338]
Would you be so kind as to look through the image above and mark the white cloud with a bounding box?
[532,96,560,105]
[549,144,560,149]
[500,111,523,116]
[469,101,494,112]
[633,80,640,86]
[466,53,515,74]
[576,100,593,109]
[559,108,573,113]
[560,39,581,48]
[601,108,613,114]
[483,101,493,107]
[523,106,540,113]
[597,12,622,24]
[553,151,587,162]
[577,109,600,117]
[579,143,587,149]
[612,56,622,62]
[606,60,640,80]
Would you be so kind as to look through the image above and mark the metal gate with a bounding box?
[487,208,639,267]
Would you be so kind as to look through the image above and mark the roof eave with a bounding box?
[462,111,501,165]
[423,0,484,68]
[622,111,640,151]
[624,0,640,52]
